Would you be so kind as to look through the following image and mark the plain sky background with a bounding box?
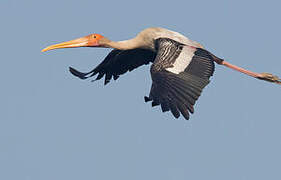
[1,0,281,180]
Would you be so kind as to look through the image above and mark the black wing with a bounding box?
[69,48,156,85]
[145,38,218,120]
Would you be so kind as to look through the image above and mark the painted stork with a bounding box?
[42,27,281,120]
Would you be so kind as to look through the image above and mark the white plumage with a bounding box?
[166,46,196,74]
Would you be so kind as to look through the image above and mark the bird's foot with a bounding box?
[257,72,281,85]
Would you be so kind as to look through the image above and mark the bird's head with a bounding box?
[41,33,110,52]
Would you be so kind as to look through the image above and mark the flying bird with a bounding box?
[42,27,281,120]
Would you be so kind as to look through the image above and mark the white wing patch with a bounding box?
[166,46,196,74]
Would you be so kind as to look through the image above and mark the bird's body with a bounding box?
[42,27,280,120]
[129,27,204,50]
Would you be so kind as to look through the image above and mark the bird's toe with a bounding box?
[258,72,281,85]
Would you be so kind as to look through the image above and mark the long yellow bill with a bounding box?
[41,35,95,52]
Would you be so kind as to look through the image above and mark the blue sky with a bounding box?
[1,0,281,180]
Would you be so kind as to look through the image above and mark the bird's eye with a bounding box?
[93,35,97,38]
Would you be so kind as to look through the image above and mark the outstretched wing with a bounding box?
[69,48,156,85]
[145,38,218,120]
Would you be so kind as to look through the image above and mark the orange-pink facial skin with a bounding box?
[86,34,105,47]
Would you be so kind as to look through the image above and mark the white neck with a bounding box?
[106,36,145,50]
